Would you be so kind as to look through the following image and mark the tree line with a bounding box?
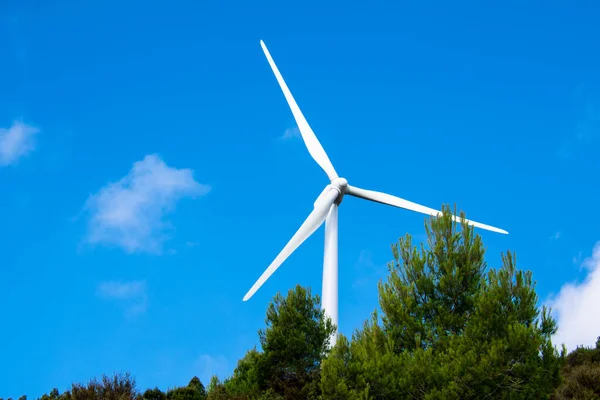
[3,207,599,399]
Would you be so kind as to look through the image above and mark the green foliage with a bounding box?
[321,205,564,399]
[204,386,228,400]
[205,377,228,400]
[38,390,61,400]
[319,334,364,400]
[68,372,141,400]
[206,376,221,395]
[255,389,283,400]
[164,376,207,400]
[208,284,334,399]
[142,388,166,400]
[223,348,263,398]
[553,337,600,399]
[187,378,206,399]
[166,387,201,400]
[165,387,198,400]
[380,208,486,354]
[258,284,335,399]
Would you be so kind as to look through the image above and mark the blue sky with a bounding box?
[1,0,599,397]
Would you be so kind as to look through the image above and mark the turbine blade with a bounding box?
[314,185,333,208]
[243,188,340,301]
[260,40,338,181]
[346,185,508,234]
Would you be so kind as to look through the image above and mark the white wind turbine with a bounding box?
[243,40,508,347]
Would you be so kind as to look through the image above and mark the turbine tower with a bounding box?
[243,40,508,348]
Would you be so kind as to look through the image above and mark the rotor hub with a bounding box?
[331,177,349,204]
[331,177,348,192]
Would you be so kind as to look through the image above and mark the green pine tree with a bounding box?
[224,348,263,398]
[321,205,564,399]
[258,285,335,400]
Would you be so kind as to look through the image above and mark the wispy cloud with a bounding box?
[353,250,387,288]
[280,127,301,140]
[0,121,39,166]
[573,251,584,265]
[97,280,148,317]
[558,92,599,158]
[193,354,229,385]
[84,154,210,254]
[547,242,600,351]
[551,231,561,240]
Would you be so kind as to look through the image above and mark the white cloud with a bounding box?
[280,127,300,140]
[97,280,148,316]
[0,121,39,166]
[84,154,210,254]
[548,242,600,351]
[193,354,229,385]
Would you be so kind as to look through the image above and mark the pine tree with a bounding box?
[321,205,564,399]
[258,285,334,399]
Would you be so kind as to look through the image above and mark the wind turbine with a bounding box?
[243,40,508,347]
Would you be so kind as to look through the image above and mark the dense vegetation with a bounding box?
[3,207,599,399]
